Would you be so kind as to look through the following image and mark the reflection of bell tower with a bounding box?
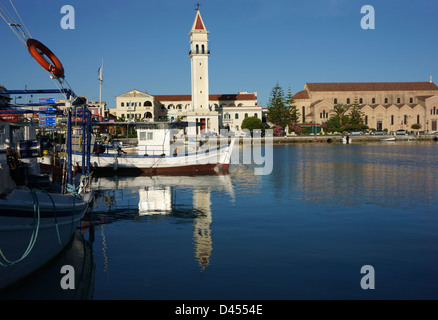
[192,189,212,271]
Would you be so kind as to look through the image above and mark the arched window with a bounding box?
[254,113,258,118]
[196,45,199,54]
[202,45,205,54]
[144,101,152,107]
[224,112,230,120]
[397,98,401,104]
[244,113,248,118]
[372,98,375,104]
[144,112,153,119]
[235,113,239,119]
[346,98,350,104]
[359,98,363,104]
[334,98,337,104]
[121,102,124,107]
[410,97,413,103]
[385,98,388,104]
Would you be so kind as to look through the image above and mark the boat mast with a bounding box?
[98,59,103,117]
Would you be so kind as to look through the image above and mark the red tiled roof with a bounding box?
[292,90,309,99]
[306,82,438,92]
[417,95,435,100]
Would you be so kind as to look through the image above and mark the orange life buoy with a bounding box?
[26,38,64,78]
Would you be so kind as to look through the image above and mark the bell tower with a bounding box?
[189,8,210,111]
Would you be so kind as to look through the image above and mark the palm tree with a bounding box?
[331,104,347,118]
[330,104,347,127]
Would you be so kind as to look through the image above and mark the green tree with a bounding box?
[266,82,289,128]
[285,86,300,126]
[348,98,367,131]
[241,116,265,132]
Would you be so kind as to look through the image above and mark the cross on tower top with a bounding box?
[195,2,201,11]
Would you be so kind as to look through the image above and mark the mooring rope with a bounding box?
[0,190,41,266]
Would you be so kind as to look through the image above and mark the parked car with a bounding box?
[371,131,387,135]
[350,131,364,135]
[396,129,409,135]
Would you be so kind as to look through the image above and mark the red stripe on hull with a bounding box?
[74,163,229,177]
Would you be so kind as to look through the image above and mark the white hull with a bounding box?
[72,139,235,175]
[0,189,93,289]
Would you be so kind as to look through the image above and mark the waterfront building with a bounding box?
[292,81,438,132]
[0,85,11,106]
[113,9,261,135]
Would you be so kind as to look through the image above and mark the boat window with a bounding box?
[147,132,153,140]
[139,132,146,141]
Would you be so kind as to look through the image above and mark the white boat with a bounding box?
[0,173,92,289]
[71,122,235,176]
[341,136,352,144]
[381,137,395,141]
[0,110,93,290]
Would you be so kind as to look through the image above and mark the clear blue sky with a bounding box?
[1,0,437,108]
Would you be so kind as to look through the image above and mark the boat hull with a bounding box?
[72,140,234,176]
[0,190,93,289]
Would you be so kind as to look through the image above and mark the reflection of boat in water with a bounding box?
[0,231,95,299]
[71,122,235,176]
[93,174,234,270]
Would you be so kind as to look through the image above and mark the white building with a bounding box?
[113,9,262,135]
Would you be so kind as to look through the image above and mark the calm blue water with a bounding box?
[2,142,438,300]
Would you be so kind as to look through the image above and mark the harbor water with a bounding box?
[2,141,438,300]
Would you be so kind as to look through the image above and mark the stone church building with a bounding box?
[292,81,438,132]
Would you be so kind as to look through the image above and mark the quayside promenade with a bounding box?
[269,134,437,144]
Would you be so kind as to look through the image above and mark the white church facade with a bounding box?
[113,9,261,135]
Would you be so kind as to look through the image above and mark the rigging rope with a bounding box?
[8,0,31,38]
[1,0,77,99]
[0,1,29,46]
